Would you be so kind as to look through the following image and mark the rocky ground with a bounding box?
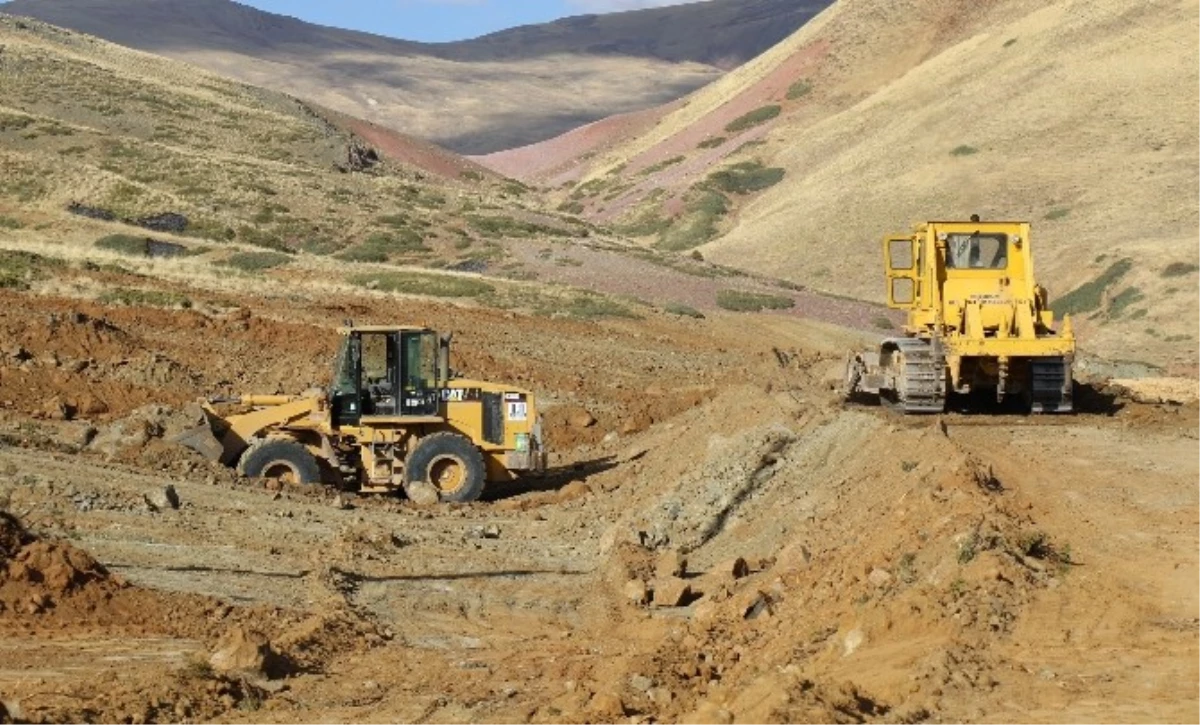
[0,282,1196,724]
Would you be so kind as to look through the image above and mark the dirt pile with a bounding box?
[0,509,119,617]
[577,384,1082,722]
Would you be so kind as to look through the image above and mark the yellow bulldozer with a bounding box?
[175,324,547,502]
[845,218,1075,413]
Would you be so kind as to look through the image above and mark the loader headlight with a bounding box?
[515,433,530,452]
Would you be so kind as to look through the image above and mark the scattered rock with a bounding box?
[648,687,674,706]
[868,568,893,587]
[331,493,353,510]
[144,485,180,511]
[623,578,649,606]
[656,549,688,579]
[628,674,655,692]
[587,691,625,719]
[41,397,74,421]
[406,481,439,507]
[721,556,751,580]
[66,201,115,221]
[342,141,381,172]
[739,591,772,620]
[482,524,501,539]
[209,626,277,678]
[652,578,692,607]
[76,395,108,417]
[567,407,597,429]
[136,212,189,233]
[691,598,720,625]
[842,628,866,656]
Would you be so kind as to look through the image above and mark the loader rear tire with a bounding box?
[404,433,486,504]
[237,439,321,486]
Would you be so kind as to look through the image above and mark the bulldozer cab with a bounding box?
[330,326,446,427]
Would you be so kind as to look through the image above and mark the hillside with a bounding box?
[503,0,1199,371]
[0,0,832,153]
[0,14,607,297]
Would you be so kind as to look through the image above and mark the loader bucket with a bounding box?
[172,423,224,462]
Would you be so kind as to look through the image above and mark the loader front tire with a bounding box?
[237,439,321,486]
[404,433,486,504]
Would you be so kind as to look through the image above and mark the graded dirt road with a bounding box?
[0,286,1196,724]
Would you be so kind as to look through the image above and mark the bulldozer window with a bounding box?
[361,333,390,384]
[888,239,914,270]
[946,233,1008,269]
[331,336,358,395]
[402,332,438,392]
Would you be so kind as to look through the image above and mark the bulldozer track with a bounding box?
[883,338,946,414]
[1030,357,1073,413]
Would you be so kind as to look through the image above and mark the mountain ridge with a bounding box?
[0,0,833,153]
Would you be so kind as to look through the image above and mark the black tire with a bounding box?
[237,438,321,485]
[404,432,486,503]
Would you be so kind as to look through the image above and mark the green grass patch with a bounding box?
[706,161,785,195]
[1051,258,1133,317]
[872,315,896,330]
[95,233,150,256]
[716,289,795,312]
[0,250,65,290]
[655,190,729,252]
[335,230,428,263]
[786,79,812,100]
[0,215,24,230]
[1161,262,1198,278]
[725,105,782,133]
[466,214,570,239]
[557,200,585,214]
[1003,38,1018,47]
[664,302,705,319]
[98,287,191,308]
[570,178,609,200]
[642,156,685,175]
[618,211,672,238]
[1044,208,1071,221]
[697,136,726,149]
[349,271,494,298]
[219,251,294,272]
[950,145,979,156]
[252,203,290,224]
[1107,287,1144,318]
[554,293,637,320]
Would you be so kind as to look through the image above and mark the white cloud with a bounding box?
[565,0,714,13]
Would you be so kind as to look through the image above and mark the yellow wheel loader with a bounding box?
[174,325,547,503]
[845,218,1075,414]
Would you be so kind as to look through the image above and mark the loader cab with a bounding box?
[329,326,448,427]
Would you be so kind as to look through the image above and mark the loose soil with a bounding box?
[0,281,1195,724]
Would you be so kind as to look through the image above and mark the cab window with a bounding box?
[946,233,1008,269]
[402,332,438,391]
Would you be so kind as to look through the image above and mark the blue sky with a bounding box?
[240,0,709,43]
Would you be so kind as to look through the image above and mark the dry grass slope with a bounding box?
[540,0,1198,370]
